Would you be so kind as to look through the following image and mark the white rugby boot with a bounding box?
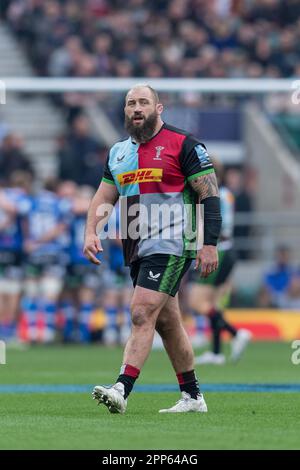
[230,329,252,362]
[92,382,127,414]
[195,351,226,365]
[159,392,208,413]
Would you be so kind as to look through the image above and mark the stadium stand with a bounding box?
[4,0,300,79]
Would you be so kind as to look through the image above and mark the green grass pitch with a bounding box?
[0,342,300,450]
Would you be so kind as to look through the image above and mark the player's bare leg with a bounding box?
[93,286,168,413]
[155,294,194,373]
[155,295,208,413]
[123,286,169,369]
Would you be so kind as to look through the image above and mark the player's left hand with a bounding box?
[195,245,218,278]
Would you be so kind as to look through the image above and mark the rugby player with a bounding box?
[84,85,222,413]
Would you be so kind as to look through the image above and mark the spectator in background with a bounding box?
[259,245,294,308]
[224,166,254,259]
[0,134,35,181]
[48,35,84,77]
[277,274,300,310]
[82,146,107,189]
[57,114,106,188]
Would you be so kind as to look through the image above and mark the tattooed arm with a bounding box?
[189,171,219,200]
[189,172,222,277]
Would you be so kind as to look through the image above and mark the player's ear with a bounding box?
[157,103,163,115]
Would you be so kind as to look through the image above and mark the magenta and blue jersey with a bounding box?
[102,123,215,265]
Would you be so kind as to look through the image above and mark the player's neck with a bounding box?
[152,118,164,138]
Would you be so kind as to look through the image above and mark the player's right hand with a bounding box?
[195,245,218,277]
[83,234,103,265]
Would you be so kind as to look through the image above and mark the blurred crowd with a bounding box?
[3,0,299,147]
[2,0,300,79]
[0,169,134,345]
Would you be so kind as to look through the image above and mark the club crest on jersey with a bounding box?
[117,168,163,186]
[154,146,164,160]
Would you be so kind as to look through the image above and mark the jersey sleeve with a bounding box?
[102,153,115,185]
[180,135,215,181]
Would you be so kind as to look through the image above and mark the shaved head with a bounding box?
[125,84,160,105]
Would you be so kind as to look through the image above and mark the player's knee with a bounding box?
[155,316,173,338]
[131,302,157,328]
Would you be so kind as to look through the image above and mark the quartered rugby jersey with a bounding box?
[102,123,214,265]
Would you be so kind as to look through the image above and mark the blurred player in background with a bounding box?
[64,183,102,342]
[189,159,252,365]
[22,178,71,343]
[101,201,132,346]
[0,172,31,342]
[84,85,222,414]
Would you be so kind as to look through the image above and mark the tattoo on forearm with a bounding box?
[189,172,219,200]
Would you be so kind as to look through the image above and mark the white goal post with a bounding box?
[2,77,298,94]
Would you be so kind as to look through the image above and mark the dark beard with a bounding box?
[125,111,158,142]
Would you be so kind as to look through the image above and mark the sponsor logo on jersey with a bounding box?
[117,154,125,162]
[117,168,163,186]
